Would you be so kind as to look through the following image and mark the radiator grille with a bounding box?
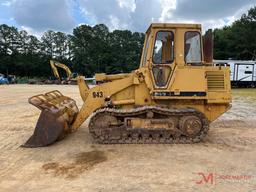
[206,71,225,91]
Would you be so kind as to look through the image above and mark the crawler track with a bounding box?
[89,106,209,144]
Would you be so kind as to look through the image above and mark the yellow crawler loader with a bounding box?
[23,23,231,147]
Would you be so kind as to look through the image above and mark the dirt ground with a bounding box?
[0,85,256,192]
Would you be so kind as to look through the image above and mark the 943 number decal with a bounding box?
[92,91,103,98]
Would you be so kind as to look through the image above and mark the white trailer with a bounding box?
[214,60,256,87]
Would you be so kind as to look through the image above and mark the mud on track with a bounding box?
[0,85,256,192]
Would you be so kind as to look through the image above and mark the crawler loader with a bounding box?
[23,23,231,147]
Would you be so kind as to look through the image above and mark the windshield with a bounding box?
[142,33,151,66]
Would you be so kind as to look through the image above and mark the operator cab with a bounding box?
[140,23,210,88]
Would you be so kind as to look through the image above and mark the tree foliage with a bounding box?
[0,23,144,78]
[214,6,256,60]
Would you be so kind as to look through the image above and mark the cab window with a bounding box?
[185,32,201,63]
[153,31,174,64]
[142,34,151,66]
[152,31,174,87]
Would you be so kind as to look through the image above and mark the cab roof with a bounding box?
[146,23,202,34]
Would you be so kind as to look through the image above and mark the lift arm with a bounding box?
[50,60,60,80]
[50,60,72,80]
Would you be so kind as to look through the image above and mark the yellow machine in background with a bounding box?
[49,60,78,84]
[23,23,231,147]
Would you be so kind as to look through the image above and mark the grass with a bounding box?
[232,88,256,98]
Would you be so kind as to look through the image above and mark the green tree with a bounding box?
[214,6,256,60]
[0,24,20,75]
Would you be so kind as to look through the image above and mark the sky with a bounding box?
[0,0,255,36]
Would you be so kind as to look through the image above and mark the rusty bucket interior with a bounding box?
[22,90,78,148]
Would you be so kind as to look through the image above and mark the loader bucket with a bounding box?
[22,90,78,148]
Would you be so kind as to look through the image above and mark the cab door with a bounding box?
[151,30,175,89]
